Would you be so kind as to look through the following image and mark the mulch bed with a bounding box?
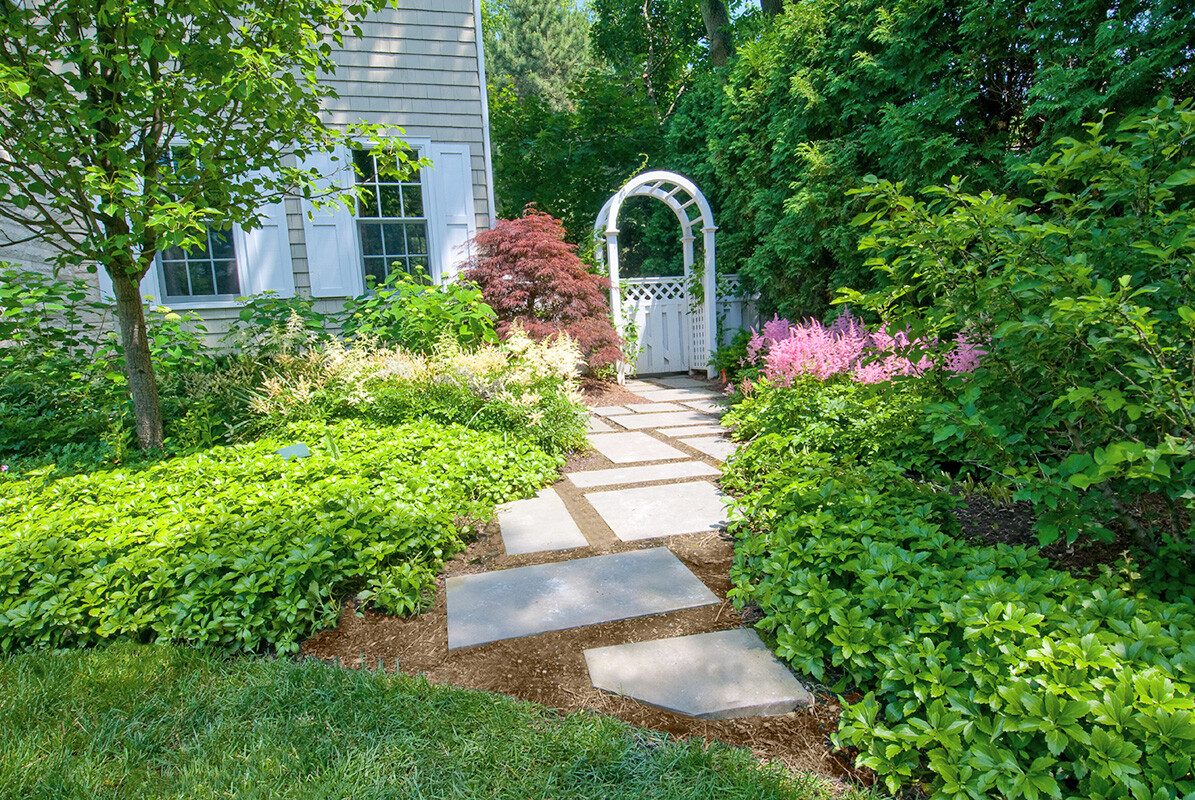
[303,375,867,789]
[305,376,1147,790]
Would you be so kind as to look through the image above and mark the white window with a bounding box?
[352,148,430,285]
[159,225,241,299]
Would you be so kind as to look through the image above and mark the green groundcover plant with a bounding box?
[0,418,559,654]
[727,449,1195,800]
[0,643,854,800]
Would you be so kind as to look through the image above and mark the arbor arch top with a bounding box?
[594,170,717,378]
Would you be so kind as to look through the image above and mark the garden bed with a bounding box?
[301,517,865,786]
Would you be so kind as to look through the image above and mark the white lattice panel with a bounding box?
[624,278,688,302]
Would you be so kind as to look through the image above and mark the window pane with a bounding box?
[408,255,430,283]
[405,222,428,254]
[209,228,235,261]
[382,222,407,256]
[353,149,375,183]
[213,260,239,295]
[379,184,403,218]
[161,244,186,262]
[359,222,384,256]
[357,188,380,217]
[402,185,423,218]
[363,257,387,287]
[188,260,215,296]
[190,231,213,259]
[162,260,189,296]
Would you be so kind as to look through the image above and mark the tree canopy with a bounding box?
[0,0,412,448]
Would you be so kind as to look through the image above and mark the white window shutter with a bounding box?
[241,193,295,298]
[427,143,476,283]
[301,144,363,298]
[96,264,161,305]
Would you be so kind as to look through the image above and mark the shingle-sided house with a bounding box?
[1,0,494,337]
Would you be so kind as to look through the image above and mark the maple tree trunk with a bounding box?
[109,263,164,450]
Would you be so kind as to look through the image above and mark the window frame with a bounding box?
[349,139,439,287]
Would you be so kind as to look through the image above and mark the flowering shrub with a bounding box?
[244,327,587,455]
[743,310,983,387]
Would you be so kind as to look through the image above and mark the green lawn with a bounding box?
[1,643,866,799]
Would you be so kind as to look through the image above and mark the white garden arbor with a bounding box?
[594,171,717,378]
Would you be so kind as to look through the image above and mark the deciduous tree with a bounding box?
[0,0,411,448]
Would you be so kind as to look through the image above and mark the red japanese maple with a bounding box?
[462,207,623,369]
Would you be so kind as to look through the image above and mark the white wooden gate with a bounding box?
[623,273,758,375]
[624,277,691,374]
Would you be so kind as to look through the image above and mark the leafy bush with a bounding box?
[243,328,587,455]
[224,292,329,357]
[0,418,559,654]
[340,271,497,353]
[843,100,1195,550]
[462,207,624,370]
[722,378,935,478]
[727,452,1195,800]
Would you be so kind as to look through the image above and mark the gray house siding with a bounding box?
[1,0,495,343]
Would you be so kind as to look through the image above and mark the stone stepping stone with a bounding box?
[682,400,727,416]
[584,629,813,720]
[650,376,711,389]
[626,402,687,413]
[587,417,614,433]
[446,549,718,649]
[662,425,727,438]
[586,482,728,541]
[622,380,657,391]
[567,461,720,489]
[588,432,688,463]
[636,388,721,403]
[681,437,736,463]
[613,411,716,430]
[593,406,634,416]
[497,488,589,556]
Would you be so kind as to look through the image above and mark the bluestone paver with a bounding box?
[635,389,722,403]
[567,461,720,489]
[587,417,614,433]
[587,432,688,463]
[611,410,717,430]
[593,406,633,416]
[585,482,728,541]
[651,376,711,389]
[275,443,312,460]
[682,400,727,416]
[584,629,813,720]
[498,487,589,556]
[446,549,719,649]
[661,425,727,438]
[627,402,687,413]
[681,437,737,462]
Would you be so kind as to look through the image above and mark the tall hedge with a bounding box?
[667,0,1195,318]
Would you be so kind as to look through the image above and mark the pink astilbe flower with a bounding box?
[744,309,982,386]
[945,332,986,374]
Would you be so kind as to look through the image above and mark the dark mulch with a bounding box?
[953,493,1140,578]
